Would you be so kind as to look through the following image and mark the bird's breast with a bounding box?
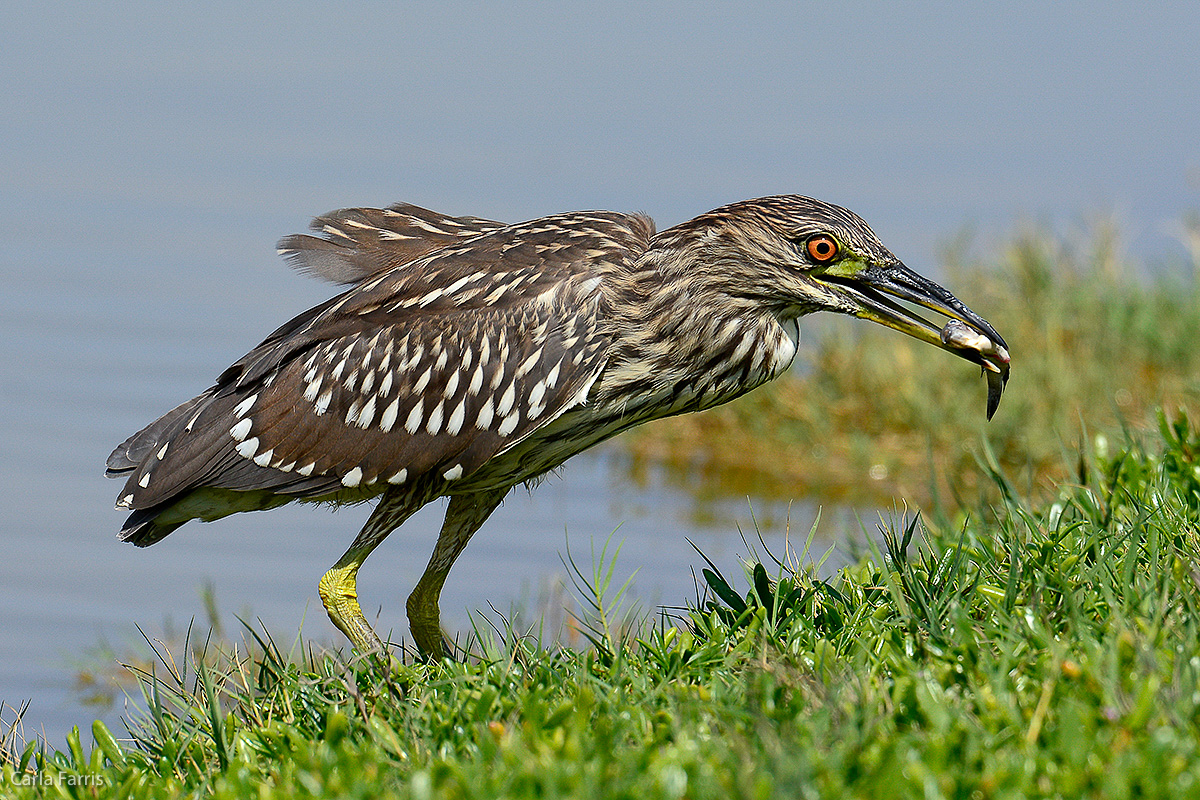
[450,313,800,493]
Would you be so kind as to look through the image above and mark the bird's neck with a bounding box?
[593,245,799,417]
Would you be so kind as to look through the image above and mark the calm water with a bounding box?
[2,1,1198,748]
[2,250,874,745]
[3,245,870,744]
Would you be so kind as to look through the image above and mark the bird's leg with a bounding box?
[407,488,507,659]
[319,487,418,653]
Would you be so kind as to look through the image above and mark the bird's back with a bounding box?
[108,204,656,544]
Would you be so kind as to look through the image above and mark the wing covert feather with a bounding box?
[115,209,653,510]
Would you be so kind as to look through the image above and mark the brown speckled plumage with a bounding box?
[108,195,1010,657]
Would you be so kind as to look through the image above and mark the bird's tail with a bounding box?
[117,504,186,547]
[106,393,210,477]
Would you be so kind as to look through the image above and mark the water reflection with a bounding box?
[1,403,875,749]
[0,216,888,753]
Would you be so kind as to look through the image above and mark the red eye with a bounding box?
[806,235,838,263]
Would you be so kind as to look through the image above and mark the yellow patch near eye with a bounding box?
[819,258,867,278]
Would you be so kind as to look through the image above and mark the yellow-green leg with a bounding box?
[318,487,418,653]
[405,568,452,657]
[406,489,507,659]
[318,544,386,652]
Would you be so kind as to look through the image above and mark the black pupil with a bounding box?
[814,239,831,256]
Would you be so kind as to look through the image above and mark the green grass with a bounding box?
[624,221,1200,507]
[7,410,1200,798]
[7,220,1200,797]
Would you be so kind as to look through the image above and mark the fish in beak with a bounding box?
[817,261,1011,419]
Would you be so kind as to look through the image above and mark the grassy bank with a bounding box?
[5,411,1200,797]
[623,224,1200,507]
[6,222,1200,797]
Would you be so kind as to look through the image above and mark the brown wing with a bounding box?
[111,209,655,512]
[277,203,504,285]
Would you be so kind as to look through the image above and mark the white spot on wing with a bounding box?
[529,380,546,409]
[355,396,377,428]
[517,349,542,378]
[413,366,432,394]
[380,397,400,432]
[476,396,494,430]
[315,390,333,416]
[342,467,363,487]
[426,400,444,435]
[156,442,169,460]
[564,370,600,410]
[443,464,463,481]
[236,437,260,459]
[446,399,466,435]
[498,411,520,436]
[497,381,516,416]
[230,418,252,442]
[254,449,275,467]
[234,394,258,417]
[138,472,150,488]
[297,462,316,476]
[387,468,408,484]
[404,399,424,434]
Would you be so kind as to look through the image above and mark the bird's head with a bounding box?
[677,195,1011,418]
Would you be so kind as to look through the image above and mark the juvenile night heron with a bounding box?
[107,196,1010,658]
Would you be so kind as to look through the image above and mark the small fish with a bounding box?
[940,320,1010,420]
[941,319,996,355]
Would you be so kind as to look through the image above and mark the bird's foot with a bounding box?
[318,561,386,654]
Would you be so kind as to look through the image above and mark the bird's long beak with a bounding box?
[817,261,1011,419]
